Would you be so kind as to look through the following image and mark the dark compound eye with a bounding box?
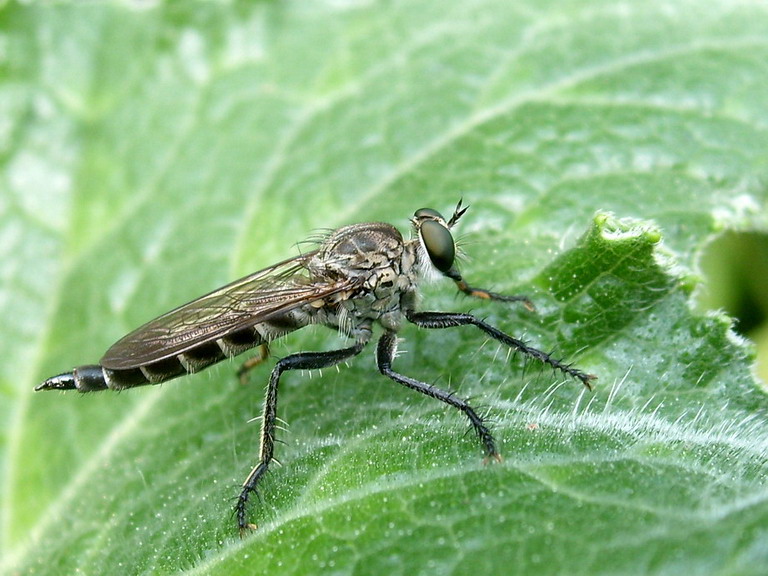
[420,219,455,273]
[414,208,444,220]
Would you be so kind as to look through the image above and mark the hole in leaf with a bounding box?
[696,231,768,384]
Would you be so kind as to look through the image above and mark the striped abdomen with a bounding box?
[37,324,272,392]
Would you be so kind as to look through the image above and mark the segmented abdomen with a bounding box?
[39,323,276,392]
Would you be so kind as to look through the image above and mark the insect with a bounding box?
[36,200,595,533]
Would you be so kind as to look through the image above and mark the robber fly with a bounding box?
[36,200,595,534]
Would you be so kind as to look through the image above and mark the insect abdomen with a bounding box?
[38,326,271,392]
[35,361,184,392]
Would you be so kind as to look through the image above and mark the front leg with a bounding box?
[237,340,367,535]
[405,310,596,389]
[452,277,535,311]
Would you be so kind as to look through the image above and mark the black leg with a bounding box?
[236,340,367,535]
[375,330,500,460]
[405,310,596,389]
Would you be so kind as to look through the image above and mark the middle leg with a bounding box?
[375,330,499,460]
[405,310,595,389]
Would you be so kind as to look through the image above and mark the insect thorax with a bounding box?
[307,222,421,335]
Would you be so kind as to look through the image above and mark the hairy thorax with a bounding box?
[306,222,420,337]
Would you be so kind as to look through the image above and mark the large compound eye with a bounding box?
[420,219,455,273]
[414,208,444,220]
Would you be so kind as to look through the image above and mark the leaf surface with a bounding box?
[2,1,768,575]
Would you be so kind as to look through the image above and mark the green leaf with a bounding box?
[2,1,768,575]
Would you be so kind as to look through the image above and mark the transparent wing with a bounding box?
[101,251,358,369]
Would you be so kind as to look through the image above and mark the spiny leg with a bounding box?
[237,340,367,535]
[405,310,596,389]
[375,330,499,460]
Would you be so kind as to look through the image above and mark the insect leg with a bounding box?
[405,310,596,389]
[236,343,271,385]
[237,339,367,535]
[375,330,499,460]
[452,277,535,310]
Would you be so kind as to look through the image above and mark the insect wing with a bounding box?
[100,251,357,369]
